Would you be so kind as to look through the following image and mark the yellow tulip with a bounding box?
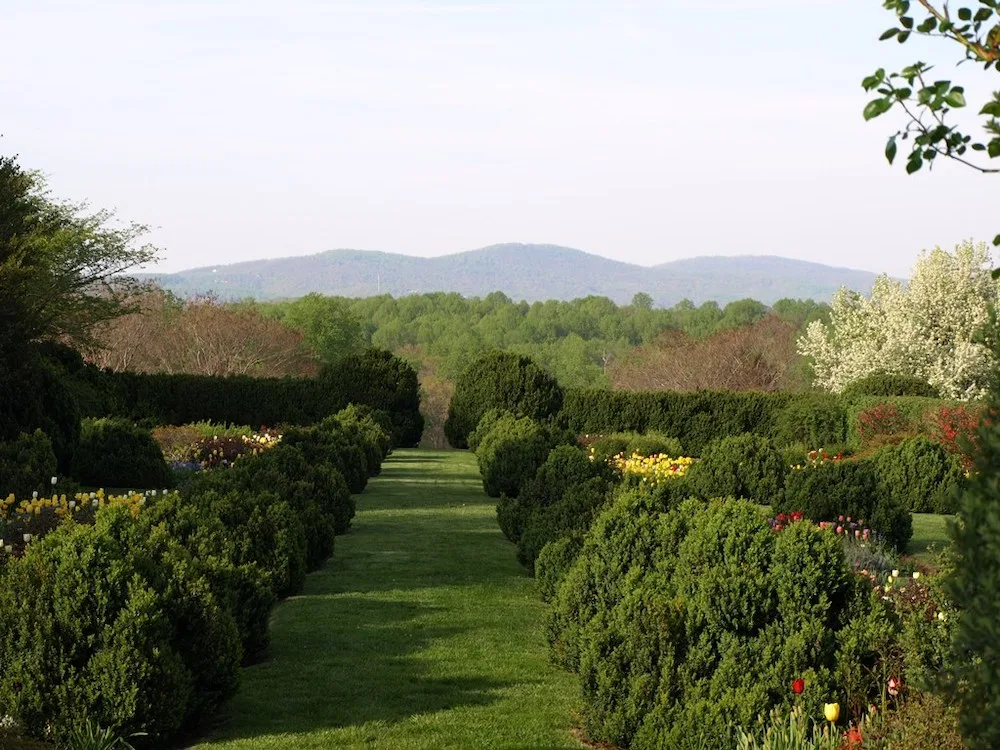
[824,703,840,722]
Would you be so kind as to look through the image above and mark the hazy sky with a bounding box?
[2,0,995,277]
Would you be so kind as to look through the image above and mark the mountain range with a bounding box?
[144,243,887,305]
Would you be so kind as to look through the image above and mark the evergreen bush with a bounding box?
[0,429,57,497]
[685,433,787,504]
[71,418,172,489]
[871,437,965,514]
[476,415,552,498]
[445,351,563,448]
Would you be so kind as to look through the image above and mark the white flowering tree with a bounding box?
[798,240,997,400]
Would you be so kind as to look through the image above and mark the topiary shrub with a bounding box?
[496,444,600,542]
[323,348,424,447]
[553,497,891,750]
[0,505,240,743]
[775,458,912,550]
[476,415,552,498]
[445,351,563,449]
[516,476,609,571]
[842,372,940,399]
[871,437,966,514]
[685,433,786,503]
[71,419,172,489]
[0,430,57,497]
[772,393,847,448]
[468,408,514,453]
[141,491,277,662]
[536,533,585,603]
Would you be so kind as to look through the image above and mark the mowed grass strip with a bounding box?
[188,450,584,750]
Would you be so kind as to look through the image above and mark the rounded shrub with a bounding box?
[177,478,310,597]
[445,351,564,448]
[0,505,240,742]
[516,476,609,571]
[476,415,552,498]
[71,418,172,489]
[775,458,913,550]
[685,433,786,503]
[0,429,57,497]
[323,348,424,447]
[555,497,889,750]
[871,437,965,514]
[535,533,584,603]
[842,372,939,399]
[496,444,599,542]
[772,394,847,448]
[468,408,514,453]
[142,492,276,661]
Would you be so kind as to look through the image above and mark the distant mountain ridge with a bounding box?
[144,243,889,305]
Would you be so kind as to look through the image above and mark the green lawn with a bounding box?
[188,449,584,750]
[908,512,952,566]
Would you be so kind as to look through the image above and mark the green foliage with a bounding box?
[60,719,145,750]
[776,459,913,550]
[587,431,683,463]
[686,433,787,503]
[322,348,424,447]
[842,372,940,399]
[276,292,366,365]
[0,155,158,355]
[863,2,1000,190]
[871,437,966,513]
[75,347,422,446]
[516,476,609,571]
[841,395,952,449]
[561,389,798,455]
[551,498,877,750]
[0,429,57,497]
[0,505,240,742]
[71,419,172,489]
[445,351,564,448]
[0,349,82,471]
[773,394,848,448]
[496,444,599,542]
[945,354,1000,749]
[467,408,514,453]
[475,415,552,498]
[535,534,585,603]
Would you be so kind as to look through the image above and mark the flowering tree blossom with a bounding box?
[798,241,997,400]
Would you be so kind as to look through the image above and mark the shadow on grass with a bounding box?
[199,596,509,742]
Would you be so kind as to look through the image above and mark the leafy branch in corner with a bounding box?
[863,0,1000,246]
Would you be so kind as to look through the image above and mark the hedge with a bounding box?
[70,348,423,446]
[560,389,968,454]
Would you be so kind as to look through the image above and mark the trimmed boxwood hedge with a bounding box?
[445,351,563,449]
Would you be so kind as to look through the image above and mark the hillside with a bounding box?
[144,243,887,305]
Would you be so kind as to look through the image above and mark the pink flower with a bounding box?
[836,526,844,535]
[839,515,845,522]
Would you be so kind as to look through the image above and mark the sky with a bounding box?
[1,0,996,278]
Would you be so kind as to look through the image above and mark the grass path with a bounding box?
[189,449,584,750]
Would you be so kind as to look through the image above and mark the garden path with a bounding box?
[188,449,584,750]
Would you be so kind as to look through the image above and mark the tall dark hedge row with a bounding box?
[445,351,564,448]
[70,348,422,446]
[559,389,808,455]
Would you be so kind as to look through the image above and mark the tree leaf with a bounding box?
[886,137,898,164]
[864,98,894,121]
[879,27,901,40]
[944,90,966,108]
[989,139,1000,158]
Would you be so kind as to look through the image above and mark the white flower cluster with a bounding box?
[799,241,997,401]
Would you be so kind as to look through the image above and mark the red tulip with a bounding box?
[792,678,805,694]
